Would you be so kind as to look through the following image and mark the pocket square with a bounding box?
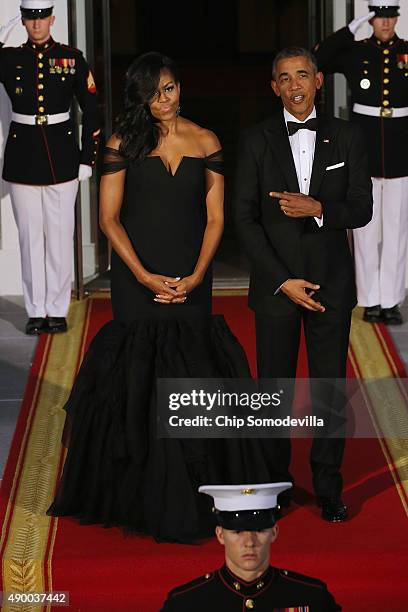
[326,162,345,171]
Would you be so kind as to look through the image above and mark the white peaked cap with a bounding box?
[21,1,55,9]
[199,482,292,512]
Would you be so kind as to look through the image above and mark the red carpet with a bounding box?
[1,296,407,611]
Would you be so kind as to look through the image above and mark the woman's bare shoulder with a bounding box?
[106,133,122,150]
[180,119,221,155]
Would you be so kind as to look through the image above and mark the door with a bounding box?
[71,0,350,294]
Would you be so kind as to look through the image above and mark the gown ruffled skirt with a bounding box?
[48,314,274,543]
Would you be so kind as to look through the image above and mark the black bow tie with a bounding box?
[287,118,318,136]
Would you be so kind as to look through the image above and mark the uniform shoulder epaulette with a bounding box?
[168,572,215,598]
[279,568,326,590]
[0,44,23,52]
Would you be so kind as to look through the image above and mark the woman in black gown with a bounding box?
[48,52,273,543]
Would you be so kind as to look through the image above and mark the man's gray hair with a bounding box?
[272,47,318,80]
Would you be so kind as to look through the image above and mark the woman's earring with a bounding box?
[176,105,181,116]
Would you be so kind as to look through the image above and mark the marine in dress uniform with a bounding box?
[0,0,100,334]
[314,0,408,325]
[161,484,342,611]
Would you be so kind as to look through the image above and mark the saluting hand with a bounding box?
[0,15,20,43]
[348,11,376,36]
[270,191,322,218]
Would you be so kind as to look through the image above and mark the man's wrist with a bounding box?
[312,199,323,218]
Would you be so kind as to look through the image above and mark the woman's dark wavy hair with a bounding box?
[116,52,179,162]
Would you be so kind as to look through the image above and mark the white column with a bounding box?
[0,1,69,295]
[75,0,96,280]
[333,0,348,118]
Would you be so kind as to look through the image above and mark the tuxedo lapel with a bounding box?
[309,118,337,197]
[263,115,300,193]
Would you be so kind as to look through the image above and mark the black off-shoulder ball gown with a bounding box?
[48,147,273,543]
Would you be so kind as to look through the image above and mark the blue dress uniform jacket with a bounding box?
[161,565,342,611]
[314,27,408,179]
[0,37,99,185]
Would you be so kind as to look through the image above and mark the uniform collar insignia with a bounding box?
[371,33,399,47]
[26,36,54,51]
[219,565,274,597]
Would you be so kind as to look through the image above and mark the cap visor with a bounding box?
[216,509,277,530]
[21,8,53,18]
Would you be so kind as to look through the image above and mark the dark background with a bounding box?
[71,0,343,287]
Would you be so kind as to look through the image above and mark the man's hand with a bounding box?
[270,191,322,218]
[0,15,20,43]
[78,164,93,182]
[348,12,376,36]
[281,279,325,312]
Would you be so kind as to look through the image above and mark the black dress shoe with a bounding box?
[363,305,382,323]
[317,497,348,523]
[46,317,68,334]
[381,305,403,326]
[25,317,47,335]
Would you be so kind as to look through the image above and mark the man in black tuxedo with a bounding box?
[234,47,373,522]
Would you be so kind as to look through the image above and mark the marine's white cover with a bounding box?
[199,482,292,511]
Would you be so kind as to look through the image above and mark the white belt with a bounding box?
[11,111,70,126]
[353,103,408,118]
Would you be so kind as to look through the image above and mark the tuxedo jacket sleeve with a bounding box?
[317,122,373,229]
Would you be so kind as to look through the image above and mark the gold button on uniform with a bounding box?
[38,73,44,79]
[16,76,21,80]
[384,67,390,73]
[38,83,44,89]
[383,49,389,55]
[38,62,43,68]
[38,106,45,113]
[384,78,389,84]
[38,95,44,101]
[38,53,43,59]
[383,100,390,107]
[384,58,390,64]
[245,600,254,609]
[383,89,389,95]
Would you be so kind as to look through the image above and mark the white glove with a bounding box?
[0,15,20,43]
[348,11,376,36]
[78,164,93,182]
